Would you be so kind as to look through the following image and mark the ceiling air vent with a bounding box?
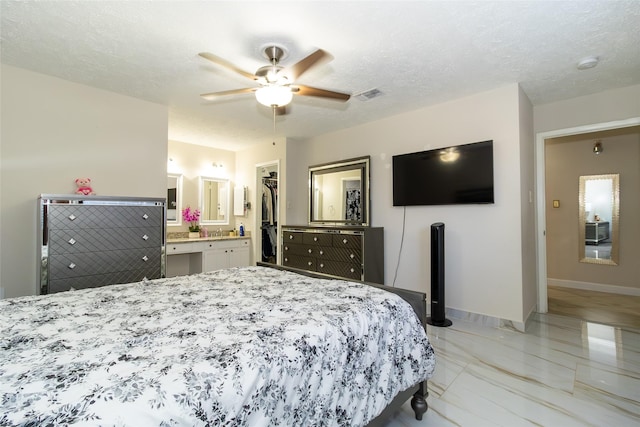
[354,88,384,101]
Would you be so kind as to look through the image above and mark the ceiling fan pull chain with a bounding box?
[272,106,277,145]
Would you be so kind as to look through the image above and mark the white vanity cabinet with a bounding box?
[166,237,251,277]
[202,239,250,271]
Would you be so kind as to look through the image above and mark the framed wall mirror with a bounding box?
[309,156,370,226]
[199,176,230,225]
[167,173,183,226]
[578,173,620,265]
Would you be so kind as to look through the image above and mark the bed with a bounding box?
[0,265,435,426]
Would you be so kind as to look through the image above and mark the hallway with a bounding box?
[547,285,640,330]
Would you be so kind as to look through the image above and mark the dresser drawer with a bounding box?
[283,231,304,244]
[49,248,162,279]
[315,245,362,263]
[316,260,362,280]
[282,254,316,270]
[302,232,333,246]
[48,205,163,230]
[282,243,312,257]
[49,267,161,293]
[332,233,362,249]
[49,227,161,254]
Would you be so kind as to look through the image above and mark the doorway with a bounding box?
[535,117,640,315]
[256,161,279,265]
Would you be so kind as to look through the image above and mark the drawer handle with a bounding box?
[289,235,294,240]
[142,214,149,220]
[308,261,313,266]
[142,234,149,240]
[350,268,355,273]
[284,246,289,251]
[314,237,318,242]
[308,249,312,254]
[68,263,76,269]
[142,255,149,262]
[342,238,348,244]
[319,250,324,255]
[320,263,324,268]
[68,238,76,245]
[284,257,288,262]
[68,214,76,221]
[350,253,355,259]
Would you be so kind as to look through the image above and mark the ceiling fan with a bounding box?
[198,45,351,109]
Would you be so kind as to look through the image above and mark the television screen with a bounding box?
[392,140,494,206]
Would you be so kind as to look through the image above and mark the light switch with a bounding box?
[553,200,560,208]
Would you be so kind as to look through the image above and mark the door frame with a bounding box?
[535,117,640,313]
[255,160,280,265]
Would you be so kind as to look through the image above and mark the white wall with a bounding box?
[290,84,529,324]
[534,84,640,134]
[0,65,168,298]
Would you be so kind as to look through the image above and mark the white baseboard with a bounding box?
[548,278,640,296]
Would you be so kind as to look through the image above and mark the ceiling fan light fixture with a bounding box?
[255,85,293,107]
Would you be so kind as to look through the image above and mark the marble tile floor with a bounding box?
[380,313,640,426]
[547,286,640,331]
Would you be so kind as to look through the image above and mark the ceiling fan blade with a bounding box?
[292,85,350,101]
[284,49,333,82]
[198,52,257,81]
[200,87,257,101]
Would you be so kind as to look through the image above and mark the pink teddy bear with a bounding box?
[75,178,95,195]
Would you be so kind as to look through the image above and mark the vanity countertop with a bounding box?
[167,236,250,244]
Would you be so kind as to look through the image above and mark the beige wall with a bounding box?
[287,84,531,325]
[0,65,168,298]
[545,132,640,289]
[167,139,236,233]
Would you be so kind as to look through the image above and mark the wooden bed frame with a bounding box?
[257,262,429,424]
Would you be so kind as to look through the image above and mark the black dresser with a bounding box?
[281,226,384,284]
[38,194,166,294]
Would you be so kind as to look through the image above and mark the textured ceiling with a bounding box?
[2,1,639,151]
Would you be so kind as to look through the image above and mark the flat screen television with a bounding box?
[392,140,494,206]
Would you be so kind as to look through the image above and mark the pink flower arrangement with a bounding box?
[182,206,201,232]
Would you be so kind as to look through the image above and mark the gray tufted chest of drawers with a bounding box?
[38,194,166,294]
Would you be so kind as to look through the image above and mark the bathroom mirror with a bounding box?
[578,174,619,265]
[309,156,370,226]
[199,176,230,225]
[167,174,183,226]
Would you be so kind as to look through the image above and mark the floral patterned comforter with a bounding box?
[0,266,435,426]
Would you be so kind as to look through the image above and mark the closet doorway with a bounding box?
[256,161,279,265]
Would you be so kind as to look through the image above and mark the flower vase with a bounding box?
[188,231,200,239]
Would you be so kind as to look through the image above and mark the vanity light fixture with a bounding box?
[593,140,603,155]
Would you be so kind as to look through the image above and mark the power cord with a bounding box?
[392,206,407,287]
